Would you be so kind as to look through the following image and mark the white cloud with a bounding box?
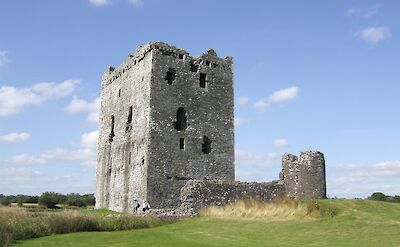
[0,132,30,142]
[0,79,80,117]
[254,86,300,112]
[359,26,391,45]
[328,160,400,198]
[347,5,380,18]
[234,117,248,126]
[129,0,143,7]
[0,50,11,66]
[254,101,269,111]
[238,96,249,105]
[6,130,98,167]
[66,96,100,123]
[89,0,111,6]
[273,138,289,148]
[89,0,143,7]
[235,149,278,168]
[267,86,300,103]
[0,166,93,195]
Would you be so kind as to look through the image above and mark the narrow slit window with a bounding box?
[125,106,133,132]
[109,115,115,142]
[128,152,131,164]
[164,68,176,85]
[118,89,121,97]
[174,107,187,131]
[202,136,211,154]
[178,54,184,59]
[199,73,207,88]
[179,138,185,149]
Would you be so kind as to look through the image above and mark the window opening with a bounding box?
[109,115,115,142]
[202,136,211,154]
[164,68,176,85]
[125,106,133,132]
[174,107,187,131]
[199,73,207,88]
[179,138,185,150]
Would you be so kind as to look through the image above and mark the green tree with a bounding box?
[39,192,64,208]
[368,192,387,201]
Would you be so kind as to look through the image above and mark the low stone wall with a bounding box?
[179,179,285,215]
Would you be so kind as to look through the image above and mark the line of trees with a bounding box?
[368,192,400,203]
[0,193,95,208]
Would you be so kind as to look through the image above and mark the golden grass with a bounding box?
[200,198,322,221]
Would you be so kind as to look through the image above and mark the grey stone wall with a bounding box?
[95,44,154,212]
[147,43,234,208]
[96,42,234,211]
[282,151,326,199]
[179,180,285,214]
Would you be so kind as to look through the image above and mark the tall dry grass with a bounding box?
[200,198,324,221]
[0,206,175,247]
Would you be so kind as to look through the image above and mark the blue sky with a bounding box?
[1,0,399,198]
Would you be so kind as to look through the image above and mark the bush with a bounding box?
[0,197,11,207]
[65,194,87,207]
[39,192,64,208]
[368,192,387,201]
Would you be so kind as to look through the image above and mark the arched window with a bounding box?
[174,107,187,131]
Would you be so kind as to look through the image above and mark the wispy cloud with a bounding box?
[347,4,380,19]
[328,160,400,198]
[6,130,98,167]
[89,0,143,7]
[129,0,143,7]
[254,86,300,111]
[235,149,278,168]
[234,117,248,126]
[0,132,30,142]
[358,26,391,45]
[273,138,289,148]
[0,79,80,117]
[89,0,111,6]
[66,96,100,123]
[238,96,249,106]
[0,50,11,66]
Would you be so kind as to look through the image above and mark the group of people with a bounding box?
[133,199,150,213]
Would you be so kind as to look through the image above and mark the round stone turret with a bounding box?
[282,151,326,199]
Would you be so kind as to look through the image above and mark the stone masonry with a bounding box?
[95,42,326,214]
[95,42,234,212]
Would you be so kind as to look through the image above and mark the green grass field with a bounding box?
[13,199,400,247]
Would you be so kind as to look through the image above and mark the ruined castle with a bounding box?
[95,42,326,214]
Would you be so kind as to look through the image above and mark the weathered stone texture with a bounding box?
[179,180,285,214]
[282,151,326,199]
[95,41,326,215]
[95,42,234,211]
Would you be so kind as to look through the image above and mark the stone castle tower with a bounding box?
[95,42,234,212]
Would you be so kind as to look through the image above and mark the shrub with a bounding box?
[0,197,11,207]
[39,192,63,208]
[368,192,387,201]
